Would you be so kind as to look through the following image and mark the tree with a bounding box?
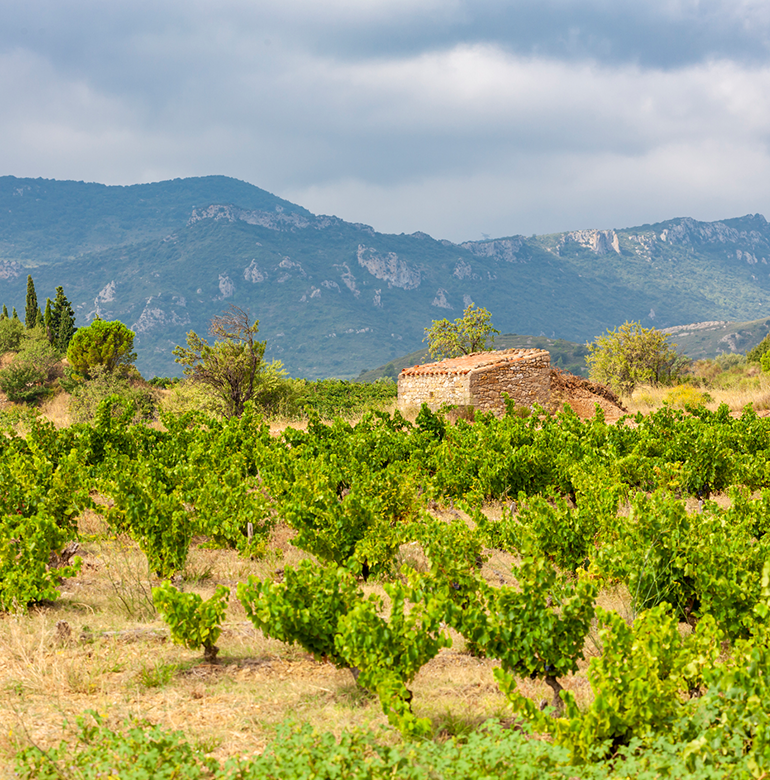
[1,304,8,320]
[424,303,499,361]
[66,319,137,376]
[747,334,770,364]
[25,275,38,329]
[173,306,272,418]
[585,321,686,396]
[43,298,52,339]
[11,307,19,322]
[0,317,24,354]
[49,286,76,352]
[0,335,60,403]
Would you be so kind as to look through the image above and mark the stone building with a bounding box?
[397,348,551,415]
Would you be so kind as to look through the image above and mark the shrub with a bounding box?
[0,335,60,403]
[586,321,686,395]
[68,365,157,423]
[153,581,230,663]
[67,318,136,376]
[664,384,712,408]
[0,316,24,354]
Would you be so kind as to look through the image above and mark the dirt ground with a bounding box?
[546,369,628,421]
[0,504,632,776]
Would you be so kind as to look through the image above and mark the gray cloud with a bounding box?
[1,1,770,242]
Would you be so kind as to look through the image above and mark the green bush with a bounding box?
[747,333,770,362]
[0,330,61,403]
[296,378,397,419]
[68,365,157,423]
[67,318,137,375]
[0,315,24,354]
[153,581,230,663]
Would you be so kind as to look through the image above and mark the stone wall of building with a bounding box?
[469,351,551,414]
[397,348,551,414]
[397,370,471,411]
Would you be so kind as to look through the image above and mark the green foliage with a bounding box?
[68,365,157,423]
[295,378,397,419]
[336,578,452,736]
[10,389,770,771]
[504,471,622,572]
[173,306,279,418]
[747,332,770,362]
[424,303,499,361]
[0,330,60,403]
[280,457,415,578]
[586,321,685,395]
[502,606,722,764]
[190,455,275,557]
[0,511,82,611]
[237,561,362,668]
[24,274,37,329]
[15,711,219,780]
[159,379,224,418]
[43,297,52,337]
[67,318,137,375]
[0,315,25,354]
[105,451,193,578]
[153,581,230,663]
[458,556,597,682]
[49,285,76,352]
[0,443,87,611]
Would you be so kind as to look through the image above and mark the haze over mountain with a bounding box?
[2,175,770,379]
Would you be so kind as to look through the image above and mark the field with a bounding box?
[3,394,770,777]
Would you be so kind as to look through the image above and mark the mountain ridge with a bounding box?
[1,175,769,378]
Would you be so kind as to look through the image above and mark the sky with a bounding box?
[2,0,770,243]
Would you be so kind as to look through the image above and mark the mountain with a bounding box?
[661,317,770,360]
[2,175,770,378]
[357,334,590,383]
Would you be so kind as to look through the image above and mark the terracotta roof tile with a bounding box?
[399,348,549,377]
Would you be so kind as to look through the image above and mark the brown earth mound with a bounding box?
[546,368,628,421]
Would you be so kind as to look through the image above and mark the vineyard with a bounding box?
[3,396,770,778]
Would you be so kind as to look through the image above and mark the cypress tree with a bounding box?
[25,275,38,329]
[11,307,19,321]
[35,308,44,329]
[51,286,76,352]
[44,299,53,342]
[1,304,7,320]
[57,309,76,353]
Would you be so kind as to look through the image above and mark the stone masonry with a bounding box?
[398,348,551,415]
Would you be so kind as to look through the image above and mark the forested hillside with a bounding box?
[2,175,770,378]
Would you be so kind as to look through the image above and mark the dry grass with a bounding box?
[627,378,770,415]
[0,498,639,776]
[38,391,72,428]
[4,506,572,775]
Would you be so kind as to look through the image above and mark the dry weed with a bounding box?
[38,391,72,428]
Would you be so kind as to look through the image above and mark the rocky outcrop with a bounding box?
[243,259,267,282]
[560,229,620,255]
[431,288,451,308]
[131,298,191,335]
[356,246,421,290]
[218,274,235,298]
[0,260,21,280]
[460,237,525,262]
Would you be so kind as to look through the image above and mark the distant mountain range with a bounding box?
[2,175,770,378]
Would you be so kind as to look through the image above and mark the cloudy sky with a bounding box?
[2,0,770,242]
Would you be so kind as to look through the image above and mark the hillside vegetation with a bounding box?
[3,176,770,378]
